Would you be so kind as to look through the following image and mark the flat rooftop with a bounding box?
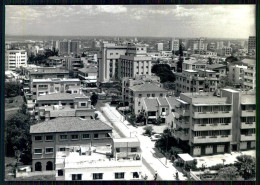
[32,78,80,82]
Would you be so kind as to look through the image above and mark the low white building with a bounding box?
[55,137,142,180]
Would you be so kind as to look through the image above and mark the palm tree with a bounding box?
[216,166,240,181]
[234,155,256,180]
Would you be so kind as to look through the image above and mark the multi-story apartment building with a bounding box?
[175,69,219,94]
[248,36,256,56]
[169,39,179,52]
[64,57,83,77]
[156,43,163,51]
[34,93,95,121]
[207,64,227,78]
[46,56,65,67]
[78,67,98,87]
[228,64,247,85]
[30,78,81,101]
[172,88,255,156]
[243,63,256,90]
[216,41,224,50]
[128,83,167,115]
[5,50,27,71]
[30,117,113,172]
[118,44,152,80]
[58,40,80,56]
[97,42,127,83]
[221,46,232,56]
[24,67,70,82]
[189,38,207,53]
[122,75,160,106]
[55,137,142,180]
[182,58,207,71]
[70,41,80,55]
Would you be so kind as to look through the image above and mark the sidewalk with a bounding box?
[101,103,187,180]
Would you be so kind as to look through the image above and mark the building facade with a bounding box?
[248,36,256,56]
[243,63,256,90]
[5,50,27,71]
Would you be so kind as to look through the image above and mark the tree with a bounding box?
[169,146,183,160]
[218,76,234,88]
[5,113,34,165]
[151,64,175,83]
[81,52,87,57]
[208,57,213,65]
[136,110,146,123]
[143,126,153,137]
[5,82,22,98]
[225,56,238,63]
[90,92,98,106]
[234,155,256,180]
[216,166,241,181]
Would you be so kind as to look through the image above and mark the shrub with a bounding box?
[143,126,153,136]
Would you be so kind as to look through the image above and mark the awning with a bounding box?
[176,99,189,104]
[177,153,194,162]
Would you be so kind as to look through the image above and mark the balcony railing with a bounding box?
[241,122,256,129]
[191,123,232,131]
[193,111,232,118]
[241,110,256,117]
[240,134,255,141]
[191,135,232,143]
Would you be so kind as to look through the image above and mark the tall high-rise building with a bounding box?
[59,41,70,55]
[248,36,256,56]
[70,41,79,55]
[57,40,80,56]
[189,38,206,52]
[169,39,179,52]
[216,41,224,49]
[156,43,163,51]
[5,50,27,71]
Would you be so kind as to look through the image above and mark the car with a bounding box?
[150,134,161,141]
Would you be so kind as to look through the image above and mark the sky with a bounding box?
[5,5,256,39]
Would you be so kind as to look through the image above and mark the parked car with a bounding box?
[150,134,161,141]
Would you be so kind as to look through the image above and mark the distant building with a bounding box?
[30,117,113,172]
[156,43,163,52]
[216,41,224,49]
[248,36,256,57]
[189,38,207,53]
[34,93,95,121]
[78,67,98,87]
[221,46,232,56]
[169,39,179,52]
[118,43,152,80]
[243,63,256,90]
[58,40,80,56]
[30,78,81,102]
[47,56,65,67]
[228,64,247,85]
[97,42,127,83]
[64,57,83,77]
[171,89,255,156]
[207,64,227,78]
[5,50,27,71]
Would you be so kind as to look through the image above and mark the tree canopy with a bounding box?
[5,82,22,98]
[216,166,241,181]
[151,64,175,83]
[234,155,256,180]
[90,92,99,106]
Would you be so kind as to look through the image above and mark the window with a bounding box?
[106,133,110,138]
[147,94,150,97]
[45,135,53,141]
[138,102,141,106]
[60,135,67,140]
[93,173,103,180]
[131,148,137,152]
[58,170,64,176]
[34,149,42,154]
[160,93,163,97]
[71,134,79,140]
[110,53,113,56]
[133,172,139,178]
[82,134,90,139]
[59,147,66,151]
[162,108,166,112]
[34,136,42,141]
[115,172,125,179]
[116,148,120,153]
[138,94,142,98]
[152,94,155,97]
[61,103,66,106]
[72,174,82,180]
[94,134,98,138]
[80,103,86,107]
[45,148,54,154]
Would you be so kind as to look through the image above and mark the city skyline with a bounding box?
[5,5,255,39]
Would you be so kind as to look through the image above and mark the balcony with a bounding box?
[241,110,256,117]
[191,135,232,144]
[191,123,232,131]
[193,111,232,118]
[172,131,189,141]
[241,122,256,129]
[176,108,190,117]
[240,134,255,141]
[175,119,190,128]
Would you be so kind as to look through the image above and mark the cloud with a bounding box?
[96,5,127,14]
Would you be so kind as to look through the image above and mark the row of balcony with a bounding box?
[241,122,256,129]
[191,135,232,143]
[241,110,256,117]
[191,123,232,131]
[193,111,232,118]
[240,134,255,141]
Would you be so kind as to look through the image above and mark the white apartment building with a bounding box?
[228,65,247,85]
[169,39,179,52]
[243,64,256,90]
[55,137,142,180]
[97,42,127,83]
[118,44,152,80]
[172,89,255,156]
[5,50,27,71]
[156,43,163,51]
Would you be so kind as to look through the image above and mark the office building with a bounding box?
[5,50,27,71]
[156,43,163,51]
[248,36,256,56]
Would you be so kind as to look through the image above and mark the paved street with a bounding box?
[100,103,186,180]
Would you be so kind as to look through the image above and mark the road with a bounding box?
[99,103,186,180]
